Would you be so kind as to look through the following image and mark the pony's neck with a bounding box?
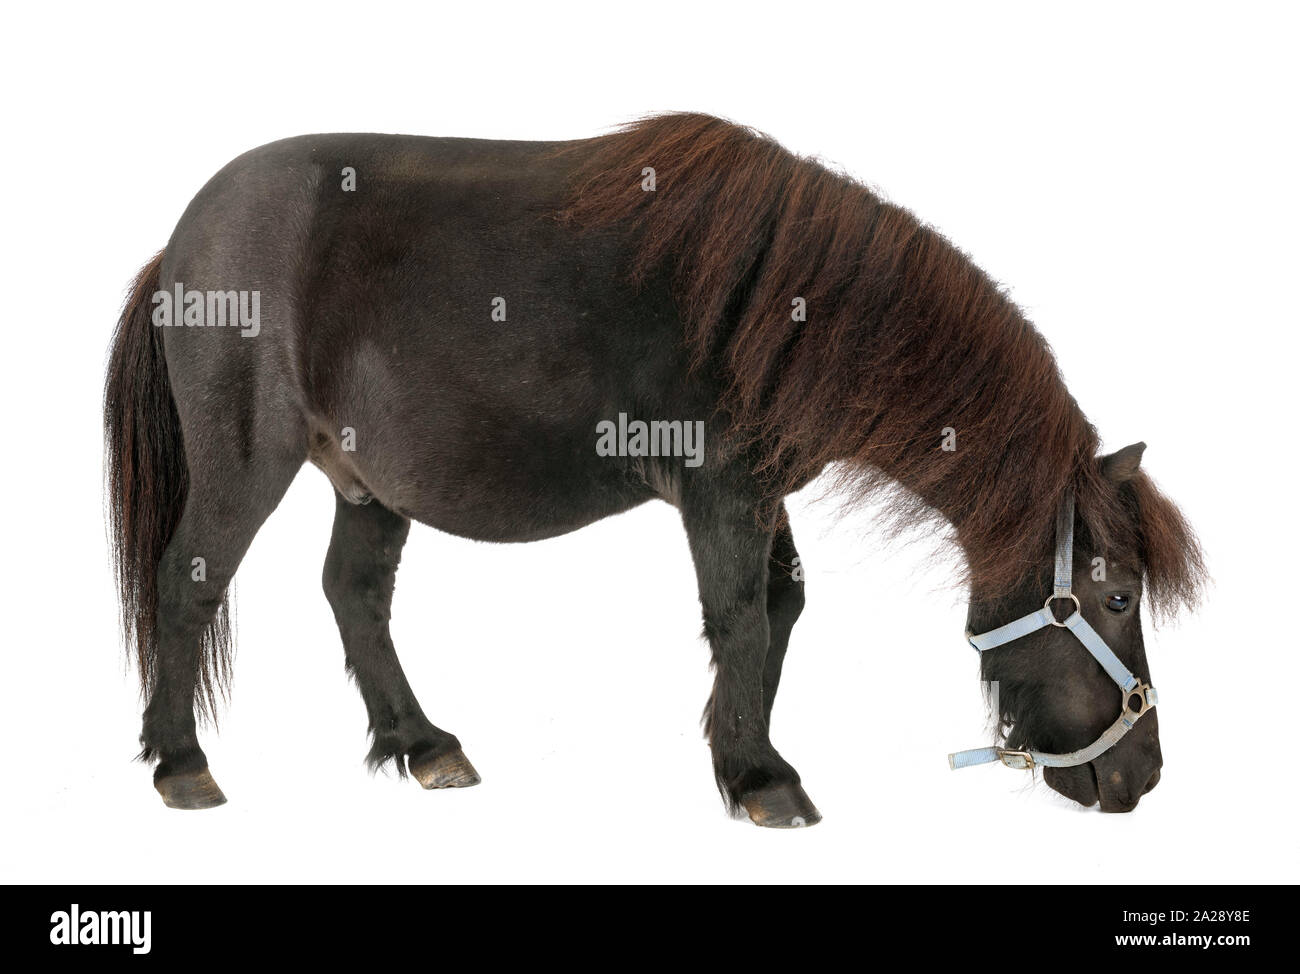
[557,111,1100,596]
[818,253,1099,601]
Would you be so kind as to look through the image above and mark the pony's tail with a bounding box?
[104,250,231,727]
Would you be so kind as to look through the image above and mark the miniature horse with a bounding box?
[105,114,1203,824]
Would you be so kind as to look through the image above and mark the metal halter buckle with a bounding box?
[1045,593,1081,626]
[997,748,1035,770]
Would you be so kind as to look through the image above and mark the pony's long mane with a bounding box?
[560,113,1203,615]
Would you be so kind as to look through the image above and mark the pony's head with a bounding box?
[967,442,1204,811]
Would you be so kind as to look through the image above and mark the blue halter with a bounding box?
[948,492,1158,771]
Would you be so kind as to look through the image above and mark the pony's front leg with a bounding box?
[680,488,821,828]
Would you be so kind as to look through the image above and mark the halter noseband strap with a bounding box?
[948,491,1158,772]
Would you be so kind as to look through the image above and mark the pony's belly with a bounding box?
[361,450,657,544]
[396,483,655,544]
[411,494,653,543]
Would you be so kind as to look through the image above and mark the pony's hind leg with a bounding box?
[322,491,478,789]
[681,488,820,828]
[145,451,301,809]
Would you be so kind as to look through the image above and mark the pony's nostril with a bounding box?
[1143,768,1161,794]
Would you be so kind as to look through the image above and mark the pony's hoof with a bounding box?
[410,748,481,789]
[740,782,822,828]
[155,768,227,810]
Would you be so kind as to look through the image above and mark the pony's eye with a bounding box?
[1105,594,1131,613]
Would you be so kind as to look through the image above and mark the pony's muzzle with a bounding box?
[1044,709,1163,812]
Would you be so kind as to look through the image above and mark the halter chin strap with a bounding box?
[948,491,1158,772]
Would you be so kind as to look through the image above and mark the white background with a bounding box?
[2,1,1296,884]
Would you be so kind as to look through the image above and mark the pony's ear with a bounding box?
[1101,441,1147,483]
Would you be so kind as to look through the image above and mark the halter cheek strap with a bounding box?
[948,491,1158,772]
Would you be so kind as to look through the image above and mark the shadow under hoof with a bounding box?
[409,748,481,789]
[740,782,822,828]
[155,768,228,810]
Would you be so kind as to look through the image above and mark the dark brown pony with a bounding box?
[105,113,1203,824]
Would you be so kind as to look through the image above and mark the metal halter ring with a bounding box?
[1044,593,1080,627]
[1122,682,1158,721]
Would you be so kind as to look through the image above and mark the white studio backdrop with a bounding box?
[1,1,1296,883]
